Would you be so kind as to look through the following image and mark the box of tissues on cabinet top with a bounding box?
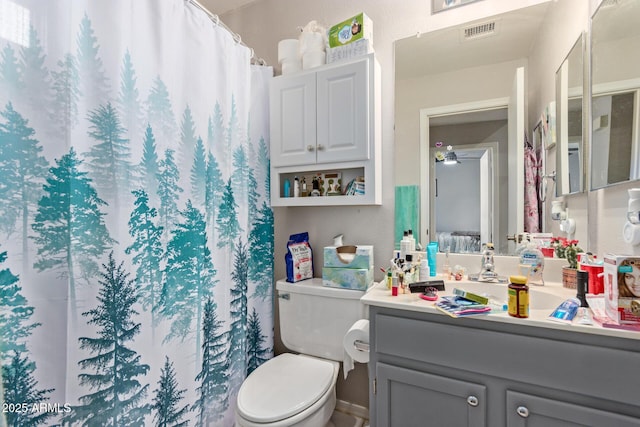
[322,245,374,291]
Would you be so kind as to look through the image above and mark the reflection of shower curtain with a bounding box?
[0,1,273,425]
[524,145,540,233]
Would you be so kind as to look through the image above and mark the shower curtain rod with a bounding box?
[186,0,268,66]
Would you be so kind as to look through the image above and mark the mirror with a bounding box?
[556,33,584,196]
[590,0,640,190]
[427,110,508,254]
[394,3,549,255]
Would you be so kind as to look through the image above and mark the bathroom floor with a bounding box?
[329,409,367,427]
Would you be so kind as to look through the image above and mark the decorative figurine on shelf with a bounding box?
[328,180,341,195]
[310,177,321,197]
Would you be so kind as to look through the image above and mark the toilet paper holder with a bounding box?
[354,340,369,352]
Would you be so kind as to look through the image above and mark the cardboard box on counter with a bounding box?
[324,245,373,270]
[604,254,640,325]
[322,266,373,291]
[328,12,373,48]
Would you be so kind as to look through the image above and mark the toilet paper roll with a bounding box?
[278,39,300,64]
[302,51,326,70]
[299,32,325,54]
[343,319,369,379]
[281,59,302,75]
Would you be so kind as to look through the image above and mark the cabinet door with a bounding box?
[316,57,369,164]
[376,363,486,427]
[506,391,640,427]
[270,72,316,167]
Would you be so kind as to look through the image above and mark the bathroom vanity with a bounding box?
[362,281,640,426]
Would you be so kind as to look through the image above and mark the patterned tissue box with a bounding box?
[323,245,373,270]
[322,266,373,291]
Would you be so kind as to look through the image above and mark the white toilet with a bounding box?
[235,278,366,427]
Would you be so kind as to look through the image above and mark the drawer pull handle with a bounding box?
[467,396,479,407]
[517,406,529,418]
[307,145,315,152]
[278,293,290,300]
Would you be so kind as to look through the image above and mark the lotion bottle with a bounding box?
[293,176,300,197]
[408,229,416,252]
[400,231,411,259]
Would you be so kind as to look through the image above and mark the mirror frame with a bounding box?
[555,32,585,197]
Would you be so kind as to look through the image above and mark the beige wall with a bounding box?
[220,0,640,411]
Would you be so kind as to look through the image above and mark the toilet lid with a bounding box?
[236,353,335,423]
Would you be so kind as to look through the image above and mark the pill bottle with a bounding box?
[508,275,529,318]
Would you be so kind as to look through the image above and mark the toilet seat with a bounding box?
[236,353,335,423]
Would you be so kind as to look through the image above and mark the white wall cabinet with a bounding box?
[270,54,381,206]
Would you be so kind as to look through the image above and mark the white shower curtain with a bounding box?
[0,0,273,425]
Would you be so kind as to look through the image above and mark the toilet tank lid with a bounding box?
[277,278,365,299]
[236,354,336,423]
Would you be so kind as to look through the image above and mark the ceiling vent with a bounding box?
[461,20,497,41]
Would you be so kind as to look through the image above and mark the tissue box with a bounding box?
[326,39,374,64]
[328,13,373,48]
[603,254,640,325]
[324,245,373,269]
[322,266,373,291]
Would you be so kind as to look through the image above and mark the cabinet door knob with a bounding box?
[516,406,529,418]
[466,396,479,407]
[317,144,325,151]
[307,145,315,152]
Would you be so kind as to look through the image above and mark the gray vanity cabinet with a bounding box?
[368,306,640,427]
[376,363,486,426]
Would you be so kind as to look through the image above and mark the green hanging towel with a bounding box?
[395,185,420,250]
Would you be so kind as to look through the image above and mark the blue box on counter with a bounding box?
[323,245,374,270]
[322,266,373,291]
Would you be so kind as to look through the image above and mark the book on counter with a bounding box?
[435,296,492,318]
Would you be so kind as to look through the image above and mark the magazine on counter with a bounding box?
[435,296,492,318]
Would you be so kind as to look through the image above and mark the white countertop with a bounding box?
[361,278,640,341]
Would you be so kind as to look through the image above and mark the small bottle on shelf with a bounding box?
[283,179,290,198]
[293,176,300,197]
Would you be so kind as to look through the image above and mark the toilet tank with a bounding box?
[276,279,367,362]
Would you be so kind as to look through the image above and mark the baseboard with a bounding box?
[335,399,369,421]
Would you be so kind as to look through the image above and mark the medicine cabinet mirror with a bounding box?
[394,3,549,255]
[555,33,584,196]
[590,0,640,190]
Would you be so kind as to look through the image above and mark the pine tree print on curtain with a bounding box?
[126,189,163,337]
[0,102,48,273]
[193,298,229,425]
[66,252,150,426]
[31,148,114,323]
[152,356,190,427]
[160,200,217,367]
[0,248,55,426]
